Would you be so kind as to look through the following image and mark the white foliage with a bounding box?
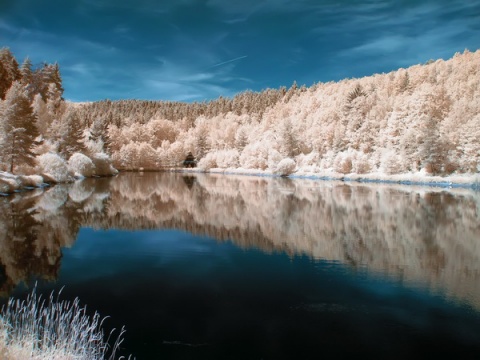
[267,149,283,171]
[68,153,95,178]
[239,142,269,169]
[84,134,104,155]
[65,49,480,181]
[273,158,296,176]
[197,152,217,170]
[197,149,241,170]
[37,153,71,183]
[380,149,406,175]
[215,149,240,168]
[333,151,353,174]
[166,141,186,166]
[296,152,321,173]
[91,153,118,176]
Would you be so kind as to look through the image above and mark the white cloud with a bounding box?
[347,35,408,55]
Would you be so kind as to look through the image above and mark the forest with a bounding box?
[0,47,116,190]
[1,47,479,184]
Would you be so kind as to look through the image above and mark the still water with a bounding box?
[1,172,480,359]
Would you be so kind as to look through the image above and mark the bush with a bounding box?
[37,153,71,183]
[273,158,296,176]
[267,149,283,171]
[197,152,217,170]
[92,153,118,176]
[333,153,353,174]
[68,153,96,178]
[239,143,269,170]
[215,149,240,168]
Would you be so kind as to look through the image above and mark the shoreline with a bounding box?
[2,168,479,197]
[169,167,480,191]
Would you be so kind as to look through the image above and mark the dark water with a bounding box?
[1,172,480,359]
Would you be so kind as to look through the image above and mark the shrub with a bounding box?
[215,149,240,168]
[333,153,353,174]
[197,152,217,170]
[239,143,269,170]
[92,153,118,176]
[37,153,71,183]
[274,158,296,176]
[68,153,96,178]
[267,149,283,171]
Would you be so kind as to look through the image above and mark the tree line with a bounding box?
[2,46,479,179]
[71,50,480,177]
[0,47,112,179]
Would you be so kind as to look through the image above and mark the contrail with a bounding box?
[207,55,248,69]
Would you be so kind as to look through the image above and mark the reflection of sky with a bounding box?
[61,228,236,282]
[1,0,479,101]
[62,227,476,318]
[8,226,480,358]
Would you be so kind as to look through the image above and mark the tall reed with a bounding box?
[0,287,132,360]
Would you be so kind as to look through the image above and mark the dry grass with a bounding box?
[0,288,132,360]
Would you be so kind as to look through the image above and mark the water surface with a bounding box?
[1,172,480,359]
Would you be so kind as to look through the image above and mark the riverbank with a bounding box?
[3,166,479,197]
[172,167,480,190]
[0,171,47,195]
[0,154,118,196]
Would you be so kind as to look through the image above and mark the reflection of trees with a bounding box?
[0,178,112,298]
[2,172,480,309]
[0,191,58,297]
[101,173,480,308]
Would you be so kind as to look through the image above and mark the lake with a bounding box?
[1,172,480,359]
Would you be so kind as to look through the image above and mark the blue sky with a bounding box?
[1,0,479,102]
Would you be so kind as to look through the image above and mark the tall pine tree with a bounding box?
[55,110,86,158]
[0,81,39,173]
[0,48,21,100]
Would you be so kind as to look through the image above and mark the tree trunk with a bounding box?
[10,136,15,174]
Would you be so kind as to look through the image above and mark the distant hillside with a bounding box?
[72,49,480,180]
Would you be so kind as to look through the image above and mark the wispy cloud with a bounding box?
[328,1,479,76]
[133,56,248,101]
[206,55,248,69]
[2,0,478,101]
[0,19,17,33]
